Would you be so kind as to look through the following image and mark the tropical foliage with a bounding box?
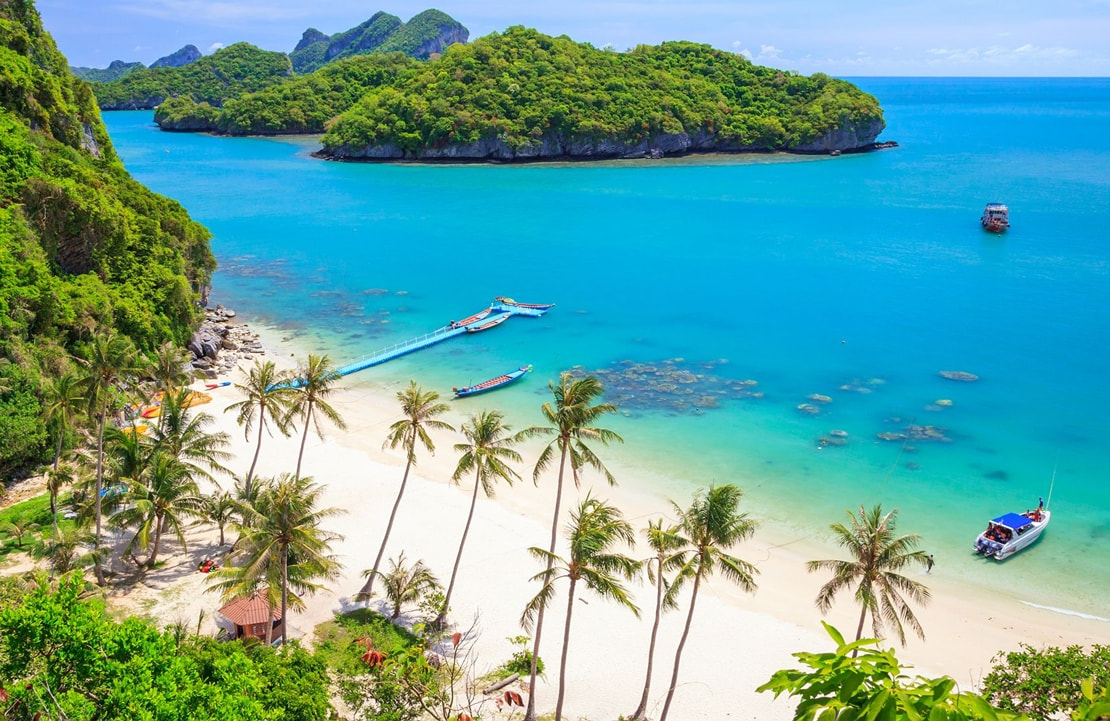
[92,42,293,109]
[0,576,331,720]
[320,27,883,157]
[982,643,1110,720]
[758,622,1027,720]
[291,9,465,74]
[0,1,215,474]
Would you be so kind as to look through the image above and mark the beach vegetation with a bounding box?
[146,387,233,482]
[360,381,453,601]
[522,494,641,721]
[208,473,344,644]
[982,643,1110,720]
[629,517,687,721]
[808,504,931,646]
[759,621,1027,720]
[224,359,295,495]
[108,451,205,567]
[201,490,237,546]
[659,483,759,721]
[493,634,544,678]
[439,409,522,627]
[0,575,332,720]
[376,551,442,620]
[285,353,347,479]
[518,371,623,721]
[0,493,75,559]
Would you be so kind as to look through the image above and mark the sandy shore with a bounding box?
[103,317,1108,721]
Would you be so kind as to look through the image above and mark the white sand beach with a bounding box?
[105,319,1108,721]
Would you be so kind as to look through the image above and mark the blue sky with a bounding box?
[37,0,1110,76]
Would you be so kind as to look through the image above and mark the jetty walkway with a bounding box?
[284,299,552,387]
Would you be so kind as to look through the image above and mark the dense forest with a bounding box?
[149,26,884,159]
[0,0,214,474]
[291,9,467,73]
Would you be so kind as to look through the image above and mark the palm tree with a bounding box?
[629,517,686,721]
[42,369,84,472]
[522,495,640,721]
[148,387,232,483]
[518,372,622,721]
[373,551,441,620]
[201,491,238,546]
[110,452,205,568]
[285,354,346,479]
[33,527,99,579]
[45,462,76,537]
[208,474,344,644]
[77,331,143,585]
[659,485,759,721]
[358,381,453,601]
[224,360,294,496]
[808,504,931,646]
[438,410,522,627]
[150,340,193,390]
[4,518,39,548]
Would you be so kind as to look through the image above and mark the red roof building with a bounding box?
[217,592,285,643]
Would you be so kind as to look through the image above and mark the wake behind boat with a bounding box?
[973,501,1049,560]
[454,365,532,398]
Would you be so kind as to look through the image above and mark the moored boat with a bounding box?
[454,365,533,397]
[973,502,1049,560]
[450,307,493,329]
[466,312,510,333]
[494,296,556,310]
[981,203,1010,232]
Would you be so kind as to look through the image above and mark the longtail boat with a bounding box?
[494,297,556,311]
[450,307,493,329]
[454,365,533,398]
[466,313,510,333]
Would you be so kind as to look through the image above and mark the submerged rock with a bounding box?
[939,370,979,382]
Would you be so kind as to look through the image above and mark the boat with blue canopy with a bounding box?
[973,502,1049,560]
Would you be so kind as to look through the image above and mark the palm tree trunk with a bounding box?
[359,457,414,600]
[524,441,571,721]
[553,577,577,721]
[295,403,314,479]
[281,542,289,645]
[437,467,482,628]
[245,408,265,496]
[147,514,165,568]
[630,558,665,720]
[851,603,869,657]
[93,408,107,586]
[52,425,64,472]
[659,566,703,721]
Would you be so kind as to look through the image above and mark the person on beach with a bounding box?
[926,554,935,574]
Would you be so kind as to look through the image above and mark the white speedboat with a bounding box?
[973,506,1050,560]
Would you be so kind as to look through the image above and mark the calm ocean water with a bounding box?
[103,77,1110,618]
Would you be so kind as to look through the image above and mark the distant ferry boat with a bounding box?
[981,203,1010,232]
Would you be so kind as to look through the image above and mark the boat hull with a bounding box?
[454,365,532,397]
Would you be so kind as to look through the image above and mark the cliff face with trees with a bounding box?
[0,0,215,474]
[319,28,885,160]
[291,9,468,73]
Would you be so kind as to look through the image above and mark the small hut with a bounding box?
[217,592,284,644]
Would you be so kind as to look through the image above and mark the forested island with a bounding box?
[0,0,214,473]
[149,27,885,160]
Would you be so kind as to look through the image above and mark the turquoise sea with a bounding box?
[103,77,1110,619]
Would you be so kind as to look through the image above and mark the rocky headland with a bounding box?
[186,305,268,378]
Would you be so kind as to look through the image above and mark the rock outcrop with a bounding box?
[186,305,268,378]
[151,45,201,69]
[324,116,885,161]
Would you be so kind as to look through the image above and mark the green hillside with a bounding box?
[90,42,292,110]
[0,0,215,474]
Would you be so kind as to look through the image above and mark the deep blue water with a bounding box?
[103,77,1110,617]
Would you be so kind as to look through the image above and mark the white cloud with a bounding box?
[208,42,224,53]
[924,43,1079,66]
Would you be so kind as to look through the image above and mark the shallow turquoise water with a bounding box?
[103,77,1110,617]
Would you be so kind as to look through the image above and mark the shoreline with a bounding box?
[123,306,1107,719]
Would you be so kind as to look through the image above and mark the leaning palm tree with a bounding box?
[808,504,931,646]
[518,372,622,721]
[659,485,760,721]
[374,551,441,620]
[77,331,143,585]
[522,495,640,721]
[438,410,522,627]
[224,360,294,496]
[358,381,453,601]
[148,387,232,483]
[42,369,85,472]
[629,517,687,721]
[208,474,344,644]
[110,452,205,568]
[285,354,346,479]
